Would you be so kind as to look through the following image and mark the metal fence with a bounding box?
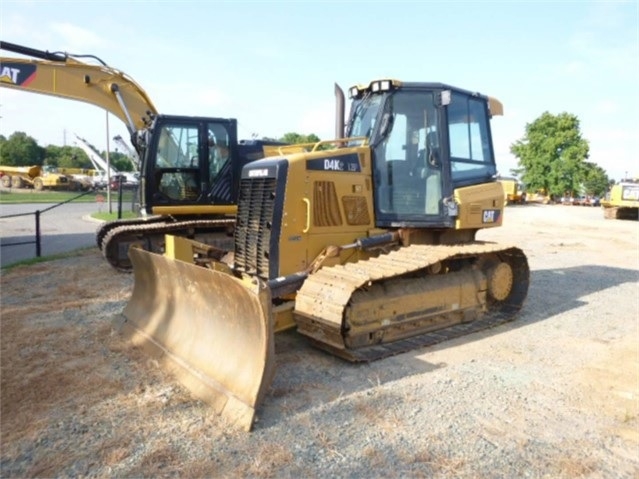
[0,190,96,257]
[0,184,139,260]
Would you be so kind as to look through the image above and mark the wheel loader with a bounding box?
[0,41,283,270]
[120,79,530,431]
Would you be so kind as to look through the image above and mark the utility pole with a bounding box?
[106,112,112,214]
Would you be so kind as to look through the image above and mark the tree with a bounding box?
[44,145,93,169]
[279,132,321,145]
[108,151,135,172]
[581,162,609,197]
[0,131,44,166]
[510,112,590,197]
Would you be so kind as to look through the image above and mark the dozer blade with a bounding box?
[119,246,275,431]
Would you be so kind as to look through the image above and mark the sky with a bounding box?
[0,1,637,181]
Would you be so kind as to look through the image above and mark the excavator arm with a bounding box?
[0,41,157,147]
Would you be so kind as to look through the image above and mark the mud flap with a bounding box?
[119,246,275,431]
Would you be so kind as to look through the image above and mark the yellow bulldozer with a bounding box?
[119,79,530,430]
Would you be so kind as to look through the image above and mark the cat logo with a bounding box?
[0,63,37,86]
[482,209,500,223]
[0,66,20,83]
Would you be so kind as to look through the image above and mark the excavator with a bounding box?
[0,41,282,270]
[120,79,530,431]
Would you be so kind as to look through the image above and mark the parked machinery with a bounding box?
[601,180,639,220]
[121,79,530,430]
[497,176,525,205]
[0,165,72,190]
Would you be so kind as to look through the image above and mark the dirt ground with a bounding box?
[1,204,637,478]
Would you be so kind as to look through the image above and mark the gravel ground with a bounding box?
[1,204,637,478]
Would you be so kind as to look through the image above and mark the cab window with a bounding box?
[154,124,200,201]
[448,92,496,185]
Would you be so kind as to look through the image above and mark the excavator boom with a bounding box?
[0,41,157,139]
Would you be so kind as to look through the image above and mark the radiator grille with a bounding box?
[234,177,277,277]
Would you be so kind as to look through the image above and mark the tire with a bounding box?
[1,175,11,188]
[34,177,44,191]
[12,176,23,189]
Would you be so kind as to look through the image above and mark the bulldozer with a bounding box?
[119,79,530,431]
[0,41,283,270]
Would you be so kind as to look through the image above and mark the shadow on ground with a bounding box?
[258,264,638,429]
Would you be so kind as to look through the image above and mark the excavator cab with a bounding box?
[141,115,241,212]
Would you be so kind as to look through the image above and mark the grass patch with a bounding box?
[0,189,136,204]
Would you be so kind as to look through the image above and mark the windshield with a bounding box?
[347,94,383,139]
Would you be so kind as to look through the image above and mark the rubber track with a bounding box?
[295,242,529,362]
[101,218,235,271]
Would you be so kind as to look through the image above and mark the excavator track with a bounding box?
[101,218,235,271]
[95,215,167,250]
[294,242,529,362]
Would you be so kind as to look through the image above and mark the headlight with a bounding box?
[370,79,394,93]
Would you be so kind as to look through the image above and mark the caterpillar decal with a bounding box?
[0,62,36,86]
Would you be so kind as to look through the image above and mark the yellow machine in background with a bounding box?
[497,177,525,205]
[0,165,72,190]
[601,181,639,220]
[120,79,530,430]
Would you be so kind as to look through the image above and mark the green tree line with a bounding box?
[0,132,135,172]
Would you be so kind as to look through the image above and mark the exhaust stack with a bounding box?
[334,83,345,140]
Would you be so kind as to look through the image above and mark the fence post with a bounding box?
[117,179,123,219]
[35,210,41,257]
